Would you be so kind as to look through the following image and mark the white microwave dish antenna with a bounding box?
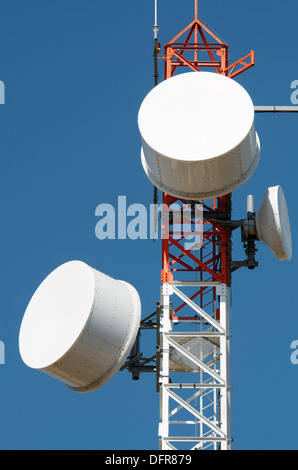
[138,71,260,200]
[256,185,292,261]
[19,261,141,393]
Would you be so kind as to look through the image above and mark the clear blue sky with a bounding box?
[0,0,298,450]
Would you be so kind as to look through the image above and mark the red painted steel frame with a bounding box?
[163,5,254,80]
[159,2,254,320]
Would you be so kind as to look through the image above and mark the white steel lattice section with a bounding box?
[158,282,231,450]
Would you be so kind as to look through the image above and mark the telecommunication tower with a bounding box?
[137,0,294,450]
[145,0,254,450]
[19,0,297,451]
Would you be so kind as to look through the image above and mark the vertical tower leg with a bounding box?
[158,283,173,450]
[218,283,231,450]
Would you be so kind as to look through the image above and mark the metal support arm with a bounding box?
[255,106,298,113]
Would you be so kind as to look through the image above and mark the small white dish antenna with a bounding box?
[255,185,292,261]
[19,261,141,393]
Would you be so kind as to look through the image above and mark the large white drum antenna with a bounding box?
[19,261,141,393]
[138,71,260,200]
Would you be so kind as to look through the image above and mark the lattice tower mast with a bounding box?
[157,0,255,450]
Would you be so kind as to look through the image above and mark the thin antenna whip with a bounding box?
[153,0,159,87]
[195,0,198,20]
